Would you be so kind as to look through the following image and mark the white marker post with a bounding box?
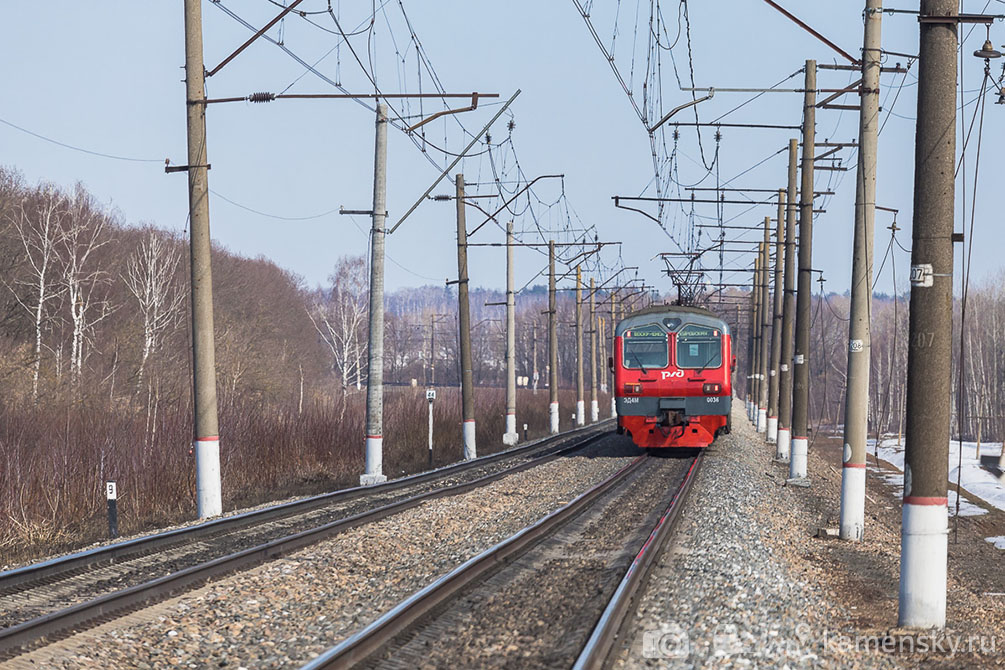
[106,480,118,539]
[426,388,435,469]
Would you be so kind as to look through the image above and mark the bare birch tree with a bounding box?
[9,185,66,400]
[62,186,116,385]
[306,256,368,390]
[123,231,184,386]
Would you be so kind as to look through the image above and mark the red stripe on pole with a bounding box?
[463,419,475,424]
[767,415,778,420]
[195,436,219,442]
[793,435,807,441]
[903,496,949,506]
[365,434,382,440]
[842,462,867,469]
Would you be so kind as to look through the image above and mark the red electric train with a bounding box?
[611,305,735,449]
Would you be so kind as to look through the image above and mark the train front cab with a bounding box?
[613,312,732,449]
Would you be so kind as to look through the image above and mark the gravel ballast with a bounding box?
[615,403,1005,669]
[9,434,636,669]
[615,406,902,669]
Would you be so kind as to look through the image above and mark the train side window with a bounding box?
[622,325,668,369]
[676,324,722,369]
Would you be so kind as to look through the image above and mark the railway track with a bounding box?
[304,449,703,669]
[0,422,611,660]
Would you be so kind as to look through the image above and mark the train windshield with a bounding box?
[622,325,668,370]
[676,324,722,369]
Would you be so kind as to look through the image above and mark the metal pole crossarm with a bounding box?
[819,63,909,74]
[614,196,780,206]
[918,12,1002,23]
[207,0,306,77]
[467,174,565,237]
[390,89,521,234]
[200,92,500,105]
[682,87,865,94]
[685,187,834,194]
[670,122,802,130]
[648,90,715,133]
[815,80,864,109]
[760,0,858,63]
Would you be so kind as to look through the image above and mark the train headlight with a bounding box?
[623,383,642,394]
[702,383,722,395]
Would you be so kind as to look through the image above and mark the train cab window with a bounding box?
[676,324,722,369]
[622,325,668,370]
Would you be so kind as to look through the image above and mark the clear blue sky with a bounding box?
[0,2,1000,298]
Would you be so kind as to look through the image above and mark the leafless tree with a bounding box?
[122,230,184,387]
[9,185,66,400]
[62,186,116,386]
[307,256,369,391]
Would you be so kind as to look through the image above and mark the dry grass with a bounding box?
[0,385,609,564]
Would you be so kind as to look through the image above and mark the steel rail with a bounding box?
[0,419,611,595]
[0,430,612,659]
[302,454,650,670]
[573,451,704,670]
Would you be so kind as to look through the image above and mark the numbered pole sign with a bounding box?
[106,480,119,539]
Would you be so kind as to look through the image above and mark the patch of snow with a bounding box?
[864,437,1005,514]
[985,536,1005,550]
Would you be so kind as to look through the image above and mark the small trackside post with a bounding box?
[106,480,119,539]
[426,388,436,469]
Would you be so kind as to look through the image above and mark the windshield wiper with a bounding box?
[631,351,648,374]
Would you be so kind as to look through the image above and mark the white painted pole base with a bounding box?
[756,408,767,433]
[788,436,808,482]
[610,397,617,418]
[549,402,560,434]
[898,501,948,628]
[503,413,518,446]
[463,420,477,460]
[590,400,599,423]
[766,417,778,444]
[195,437,222,518]
[576,400,585,427]
[776,428,791,462]
[361,435,387,486]
[999,445,1005,469]
[839,465,866,541]
[746,400,753,421]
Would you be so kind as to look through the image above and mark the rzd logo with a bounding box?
[661,370,685,379]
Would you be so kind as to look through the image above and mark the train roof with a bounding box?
[615,304,730,336]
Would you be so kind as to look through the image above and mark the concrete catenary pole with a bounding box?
[747,267,755,419]
[749,250,761,423]
[777,138,799,462]
[532,322,539,395]
[610,296,618,417]
[362,103,389,486]
[790,60,816,484]
[836,0,884,538]
[757,218,771,434]
[455,174,476,459]
[429,313,436,386]
[766,190,786,444]
[840,0,883,542]
[898,0,955,629]
[503,221,518,445]
[590,278,599,423]
[183,0,222,518]
[575,265,585,427]
[548,241,559,433]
